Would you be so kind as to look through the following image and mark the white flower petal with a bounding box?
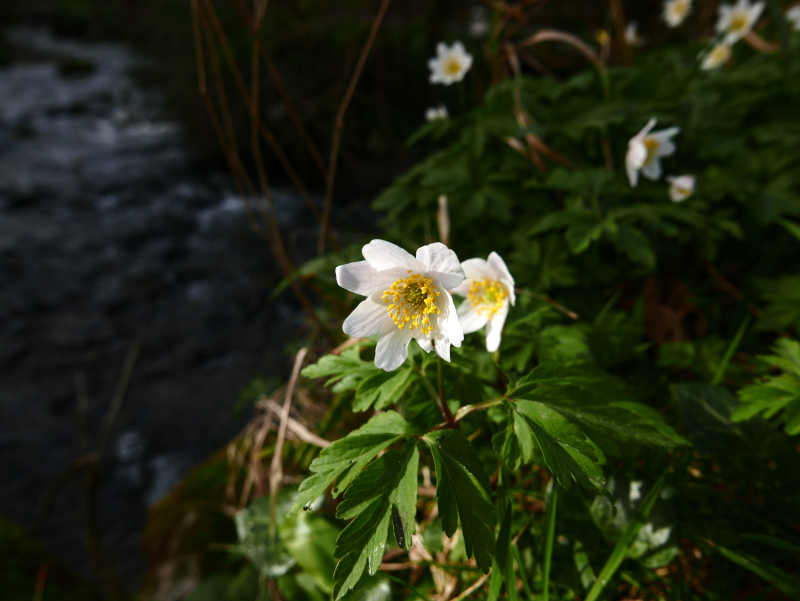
[416,242,465,290]
[654,138,677,157]
[637,118,658,140]
[417,337,433,353]
[626,141,647,187]
[485,301,510,353]
[642,159,663,181]
[450,280,471,296]
[457,300,489,334]
[431,286,463,363]
[460,258,494,281]
[342,293,389,338]
[487,252,515,305]
[375,321,414,371]
[363,239,425,272]
[336,261,405,296]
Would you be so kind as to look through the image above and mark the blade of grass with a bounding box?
[714,544,800,598]
[383,573,428,601]
[512,546,535,601]
[542,480,558,601]
[584,472,666,601]
[711,314,751,386]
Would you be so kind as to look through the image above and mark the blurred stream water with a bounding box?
[0,27,320,590]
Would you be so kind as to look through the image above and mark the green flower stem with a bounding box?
[542,481,558,601]
[438,355,456,425]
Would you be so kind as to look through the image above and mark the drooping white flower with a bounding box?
[335,240,465,371]
[701,42,733,70]
[626,119,680,187]
[425,105,449,122]
[787,5,800,31]
[625,21,647,47]
[428,41,473,86]
[716,0,765,45]
[450,252,515,353]
[663,0,693,28]
[667,175,696,202]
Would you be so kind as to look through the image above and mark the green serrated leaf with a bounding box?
[290,412,413,515]
[332,444,419,600]
[611,225,656,270]
[509,362,688,452]
[502,400,610,499]
[425,430,497,573]
[354,368,417,412]
[733,339,800,435]
[302,346,379,393]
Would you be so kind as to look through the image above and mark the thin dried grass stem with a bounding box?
[269,348,309,536]
[318,0,393,254]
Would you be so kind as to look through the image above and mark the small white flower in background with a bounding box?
[335,240,465,371]
[469,6,489,37]
[626,118,680,187]
[787,5,800,31]
[663,0,693,28]
[624,21,647,47]
[629,481,643,502]
[428,41,473,86]
[667,175,696,202]
[450,252,515,353]
[701,42,733,70]
[425,105,449,122]
[716,0,765,45]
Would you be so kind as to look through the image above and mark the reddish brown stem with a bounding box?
[318,0,393,254]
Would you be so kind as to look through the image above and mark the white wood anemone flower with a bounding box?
[335,240,465,371]
[428,41,473,86]
[716,0,765,45]
[787,6,800,31]
[663,0,693,28]
[701,42,733,70]
[626,118,680,187]
[450,252,515,353]
[667,175,696,202]
[625,21,647,47]
[425,105,449,122]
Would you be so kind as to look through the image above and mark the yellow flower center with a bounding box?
[674,1,689,18]
[381,272,440,335]
[444,57,463,77]
[729,12,748,33]
[644,138,660,164]
[467,278,508,319]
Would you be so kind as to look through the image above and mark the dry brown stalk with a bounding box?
[515,287,580,320]
[227,0,329,179]
[269,348,309,536]
[261,398,330,448]
[451,572,491,601]
[192,0,337,344]
[318,0,393,254]
[198,0,323,223]
[437,194,451,247]
[744,31,780,53]
[607,0,634,66]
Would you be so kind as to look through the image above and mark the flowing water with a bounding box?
[0,27,321,590]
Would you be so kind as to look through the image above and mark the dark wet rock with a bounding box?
[0,27,313,593]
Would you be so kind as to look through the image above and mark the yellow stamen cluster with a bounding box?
[729,13,748,33]
[468,278,508,319]
[381,272,440,335]
[444,57,463,77]
[644,138,660,164]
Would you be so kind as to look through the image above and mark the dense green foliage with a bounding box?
[216,20,800,601]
